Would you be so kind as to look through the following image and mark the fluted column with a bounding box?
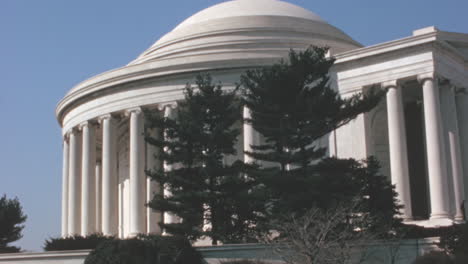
[95,161,102,232]
[101,114,118,235]
[384,81,412,220]
[456,91,468,220]
[418,73,451,222]
[146,126,163,234]
[68,129,82,235]
[441,85,465,222]
[80,121,97,236]
[163,105,178,226]
[243,107,261,164]
[127,108,146,236]
[61,135,70,237]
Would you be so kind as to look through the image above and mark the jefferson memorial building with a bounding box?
[56,0,468,238]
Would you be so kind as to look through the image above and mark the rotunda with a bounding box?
[57,0,468,238]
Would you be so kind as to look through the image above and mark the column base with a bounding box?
[453,217,466,224]
[428,217,453,227]
[127,232,139,238]
[401,217,414,223]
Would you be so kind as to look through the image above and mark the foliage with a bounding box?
[436,222,468,263]
[265,199,377,264]
[239,47,391,226]
[240,46,383,177]
[0,194,27,253]
[44,233,115,251]
[438,222,468,256]
[84,235,203,264]
[303,157,401,231]
[145,74,265,244]
[412,251,452,264]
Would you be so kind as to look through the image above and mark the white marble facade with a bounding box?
[56,0,468,237]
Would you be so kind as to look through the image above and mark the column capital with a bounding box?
[455,87,467,95]
[125,107,143,117]
[157,102,178,111]
[381,80,402,89]
[98,114,114,122]
[417,72,450,85]
[67,127,79,136]
[78,120,97,130]
[63,131,71,141]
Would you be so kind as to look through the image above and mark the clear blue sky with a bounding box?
[1,0,467,251]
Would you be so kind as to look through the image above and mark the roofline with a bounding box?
[335,26,468,64]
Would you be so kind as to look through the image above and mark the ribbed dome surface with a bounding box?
[57,0,363,133]
[174,0,325,30]
[129,0,361,65]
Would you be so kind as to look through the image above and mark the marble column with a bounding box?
[146,126,163,234]
[441,85,465,222]
[95,161,102,232]
[68,129,82,235]
[61,135,69,237]
[384,81,412,220]
[101,114,118,235]
[456,91,468,220]
[80,121,97,236]
[418,73,451,223]
[128,108,146,236]
[243,107,259,164]
[163,105,178,226]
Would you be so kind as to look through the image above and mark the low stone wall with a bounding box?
[0,238,440,264]
[0,250,89,264]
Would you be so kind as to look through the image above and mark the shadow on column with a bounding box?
[405,101,430,219]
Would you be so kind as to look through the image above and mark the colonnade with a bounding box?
[61,106,175,237]
[384,73,466,223]
[61,72,467,237]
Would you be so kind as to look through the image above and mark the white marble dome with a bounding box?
[129,0,360,65]
[175,0,326,29]
[57,0,361,132]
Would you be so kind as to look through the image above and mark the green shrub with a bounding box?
[0,246,20,254]
[84,235,203,264]
[412,251,452,264]
[44,233,115,251]
[438,223,468,257]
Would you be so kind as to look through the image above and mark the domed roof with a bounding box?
[174,0,325,30]
[57,0,362,128]
[129,0,360,65]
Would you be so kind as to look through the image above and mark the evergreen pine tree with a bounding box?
[0,194,27,253]
[145,74,264,245]
[240,47,398,225]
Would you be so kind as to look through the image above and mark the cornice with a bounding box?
[55,57,277,126]
[335,31,438,64]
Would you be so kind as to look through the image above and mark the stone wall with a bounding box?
[0,238,440,264]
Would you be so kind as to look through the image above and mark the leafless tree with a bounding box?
[264,199,378,264]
